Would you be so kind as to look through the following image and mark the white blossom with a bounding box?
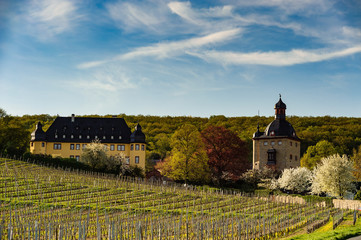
[311,154,355,198]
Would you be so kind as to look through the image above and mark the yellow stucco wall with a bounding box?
[30,141,146,170]
[253,138,300,171]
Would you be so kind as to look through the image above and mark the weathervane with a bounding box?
[279,93,281,98]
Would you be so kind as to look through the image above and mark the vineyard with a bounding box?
[0,158,337,239]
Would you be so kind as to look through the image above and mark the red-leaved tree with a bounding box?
[201,125,250,185]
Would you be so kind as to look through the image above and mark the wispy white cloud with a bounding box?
[120,28,241,59]
[190,45,361,66]
[22,0,80,40]
[77,28,241,69]
[106,0,172,33]
[71,67,137,92]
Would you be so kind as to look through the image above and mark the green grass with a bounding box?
[287,214,361,240]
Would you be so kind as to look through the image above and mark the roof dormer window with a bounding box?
[55,134,58,139]
[79,135,82,139]
[63,135,66,139]
[111,136,114,139]
[119,136,122,140]
[87,135,90,139]
[103,136,106,139]
[270,131,275,136]
[71,135,74,139]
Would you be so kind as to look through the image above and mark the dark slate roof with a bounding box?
[275,98,286,109]
[31,122,46,141]
[254,119,300,140]
[31,116,145,143]
[130,123,146,143]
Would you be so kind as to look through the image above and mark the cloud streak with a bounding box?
[190,45,361,66]
[23,0,79,40]
[77,28,241,69]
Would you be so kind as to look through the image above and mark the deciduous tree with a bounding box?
[156,124,210,184]
[312,154,355,199]
[301,140,337,169]
[277,167,313,193]
[201,125,250,185]
[81,139,109,171]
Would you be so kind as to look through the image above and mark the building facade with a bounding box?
[253,97,300,171]
[30,115,146,169]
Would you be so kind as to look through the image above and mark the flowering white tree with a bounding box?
[311,154,355,199]
[277,167,313,193]
[81,139,109,170]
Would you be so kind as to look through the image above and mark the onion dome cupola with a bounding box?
[31,122,46,141]
[253,124,264,138]
[130,123,146,143]
[263,96,299,140]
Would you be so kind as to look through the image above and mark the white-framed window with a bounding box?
[278,141,282,145]
[263,142,268,146]
[53,143,62,150]
[125,157,130,164]
[117,145,125,151]
[141,145,145,151]
[135,156,139,164]
[70,144,74,150]
[271,141,275,146]
[135,144,140,150]
[76,156,80,161]
[110,145,114,151]
[131,144,134,150]
[76,144,80,150]
[70,155,74,158]
[82,144,86,150]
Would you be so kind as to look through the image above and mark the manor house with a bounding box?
[252,97,300,171]
[30,115,146,169]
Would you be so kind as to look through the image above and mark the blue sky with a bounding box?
[0,0,361,117]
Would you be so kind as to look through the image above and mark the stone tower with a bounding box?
[253,96,300,171]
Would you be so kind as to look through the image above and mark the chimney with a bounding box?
[71,114,75,122]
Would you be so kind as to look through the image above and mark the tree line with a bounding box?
[1,108,361,167]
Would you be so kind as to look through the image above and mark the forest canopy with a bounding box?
[1,108,361,163]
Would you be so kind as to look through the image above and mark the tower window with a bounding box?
[135,156,139,164]
[42,142,45,147]
[290,141,293,146]
[141,145,145,151]
[267,149,276,165]
[31,142,33,147]
[135,144,140,150]
[295,156,298,161]
[295,142,298,147]
[290,154,293,160]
